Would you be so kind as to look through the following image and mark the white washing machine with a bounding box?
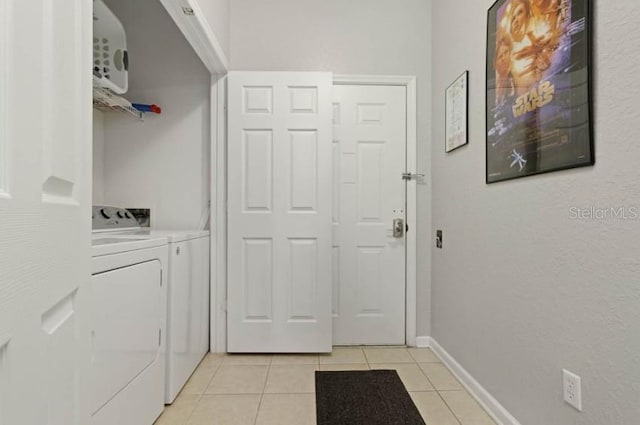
[93,206,210,404]
[91,212,168,425]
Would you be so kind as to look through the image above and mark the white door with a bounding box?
[332,84,407,345]
[0,0,92,424]
[227,72,333,352]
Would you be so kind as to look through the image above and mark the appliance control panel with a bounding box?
[92,205,140,230]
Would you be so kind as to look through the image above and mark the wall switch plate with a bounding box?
[563,369,582,411]
[436,230,443,249]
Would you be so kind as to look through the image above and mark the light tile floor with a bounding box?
[155,347,496,425]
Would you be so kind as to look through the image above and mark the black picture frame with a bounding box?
[486,0,594,183]
[445,71,469,153]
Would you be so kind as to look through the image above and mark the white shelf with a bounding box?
[92,82,142,120]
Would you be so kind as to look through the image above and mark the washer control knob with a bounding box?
[100,209,111,219]
[125,211,132,219]
[117,211,124,218]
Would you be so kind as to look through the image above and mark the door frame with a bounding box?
[211,74,418,352]
[211,74,227,353]
[333,75,418,347]
[157,0,229,354]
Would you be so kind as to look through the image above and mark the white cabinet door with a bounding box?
[227,72,333,353]
[0,0,92,424]
[332,84,407,345]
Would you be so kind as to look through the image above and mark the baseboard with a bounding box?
[415,336,431,348]
[428,338,522,425]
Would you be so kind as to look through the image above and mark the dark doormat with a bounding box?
[315,370,425,425]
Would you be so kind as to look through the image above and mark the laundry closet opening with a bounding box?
[93,0,211,228]
[90,0,224,418]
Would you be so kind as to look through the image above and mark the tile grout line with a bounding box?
[361,347,371,369]
[416,360,438,391]
[169,358,215,424]
[199,360,222,394]
[189,358,224,423]
[419,350,496,424]
[415,352,474,422]
[407,357,439,425]
[436,390,464,425]
[438,389,498,425]
[407,353,436,395]
[252,355,273,425]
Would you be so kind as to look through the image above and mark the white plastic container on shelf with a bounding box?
[93,0,128,94]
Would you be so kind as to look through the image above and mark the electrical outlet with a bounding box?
[563,369,582,411]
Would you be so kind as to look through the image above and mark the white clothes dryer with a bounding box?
[91,220,168,425]
[93,206,210,404]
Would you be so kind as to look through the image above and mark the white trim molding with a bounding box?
[334,74,417,87]
[210,74,228,353]
[159,0,228,75]
[162,0,230,352]
[334,75,418,347]
[429,338,523,425]
[0,0,8,197]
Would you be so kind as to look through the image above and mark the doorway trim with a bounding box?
[158,0,229,354]
[211,74,418,352]
[210,74,227,353]
[333,75,417,347]
[159,0,229,74]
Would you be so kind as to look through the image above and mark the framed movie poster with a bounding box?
[446,71,469,153]
[486,0,594,183]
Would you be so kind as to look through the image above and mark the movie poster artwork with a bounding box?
[486,0,593,183]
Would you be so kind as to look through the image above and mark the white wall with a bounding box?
[100,0,210,230]
[230,0,433,336]
[92,110,105,205]
[197,0,230,60]
[431,1,640,424]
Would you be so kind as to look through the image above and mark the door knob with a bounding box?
[393,218,404,238]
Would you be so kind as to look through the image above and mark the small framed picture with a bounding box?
[445,71,469,153]
[486,0,594,183]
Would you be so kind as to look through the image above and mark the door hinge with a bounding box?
[402,172,425,181]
